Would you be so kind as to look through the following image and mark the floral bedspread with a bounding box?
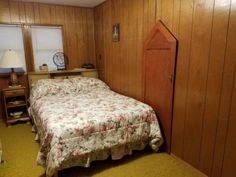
[29,78,163,177]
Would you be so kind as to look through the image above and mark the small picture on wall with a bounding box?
[112,23,120,42]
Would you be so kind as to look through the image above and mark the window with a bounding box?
[0,24,26,73]
[31,26,64,71]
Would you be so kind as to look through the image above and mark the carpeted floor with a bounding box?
[0,120,205,177]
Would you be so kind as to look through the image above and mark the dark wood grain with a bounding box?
[94,0,236,176]
[216,0,236,177]
[171,0,194,159]
[199,0,231,175]
[1,0,236,176]
[183,0,214,167]
[0,0,95,120]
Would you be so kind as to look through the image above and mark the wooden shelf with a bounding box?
[7,103,27,108]
[27,68,97,75]
[7,114,30,124]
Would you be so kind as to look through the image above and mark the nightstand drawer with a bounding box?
[4,89,25,97]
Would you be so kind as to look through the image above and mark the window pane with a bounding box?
[0,25,26,73]
[34,51,58,71]
[31,26,64,71]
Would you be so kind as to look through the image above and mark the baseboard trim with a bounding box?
[171,153,208,177]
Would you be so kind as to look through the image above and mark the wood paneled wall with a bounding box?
[94,0,236,177]
[0,0,96,118]
[0,0,96,117]
[0,0,96,69]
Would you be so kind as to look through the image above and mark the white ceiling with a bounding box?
[21,0,106,8]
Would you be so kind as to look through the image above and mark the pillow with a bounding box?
[30,79,76,101]
[69,77,110,93]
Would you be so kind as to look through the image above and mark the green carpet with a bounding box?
[0,120,205,177]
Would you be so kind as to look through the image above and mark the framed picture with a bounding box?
[112,23,120,42]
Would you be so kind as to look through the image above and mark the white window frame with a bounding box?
[0,24,26,73]
[31,25,64,71]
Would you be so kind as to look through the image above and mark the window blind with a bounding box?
[0,24,26,73]
[31,26,64,71]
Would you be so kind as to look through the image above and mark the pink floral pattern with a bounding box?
[30,78,76,101]
[29,78,163,177]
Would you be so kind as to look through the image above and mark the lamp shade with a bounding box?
[0,49,23,68]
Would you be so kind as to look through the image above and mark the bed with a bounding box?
[28,76,163,177]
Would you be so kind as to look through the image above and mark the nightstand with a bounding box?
[2,87,30,126]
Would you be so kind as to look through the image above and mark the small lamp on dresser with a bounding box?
[0,49,23,87]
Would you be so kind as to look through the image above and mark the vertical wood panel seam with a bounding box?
[170,0,181,154]
[221,61,236,177]
[154,0,157,22]
[198,0,215,168]
[102,4,106,81]
[176,0,184,156]
[74,7,79,64]
[210,0,232,175]
[141,0,145,101]
[17,2,21,23]
[219,1,235,175]
[38,3,41,24]
[209,1,232,176]
[171,0,181,154]
[33,3,36,23]
[134,0,138,97]
[211,0,232,176]
[7,0,12,23]
[160,0,163,19]
[182,0,195,158]
[80,8,85,44]
[101,5,105,77]
[177,0,181,37]
[171,0,174,29]
[86,10,89,60]
[127,0,130,94]
[22,2,26,23]
[92,9,96,66]
[49,4,53,24]
[7,0,10,22]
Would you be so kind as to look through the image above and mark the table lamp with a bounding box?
[0,49,23,87]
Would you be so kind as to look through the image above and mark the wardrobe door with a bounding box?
[144,21,177,153]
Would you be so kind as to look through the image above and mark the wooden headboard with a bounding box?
[27,69,98,87]
[143,21,177,153]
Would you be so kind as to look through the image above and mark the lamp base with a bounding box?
[9,68,19,86]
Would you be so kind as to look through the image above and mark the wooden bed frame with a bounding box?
[143,20,177,153]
